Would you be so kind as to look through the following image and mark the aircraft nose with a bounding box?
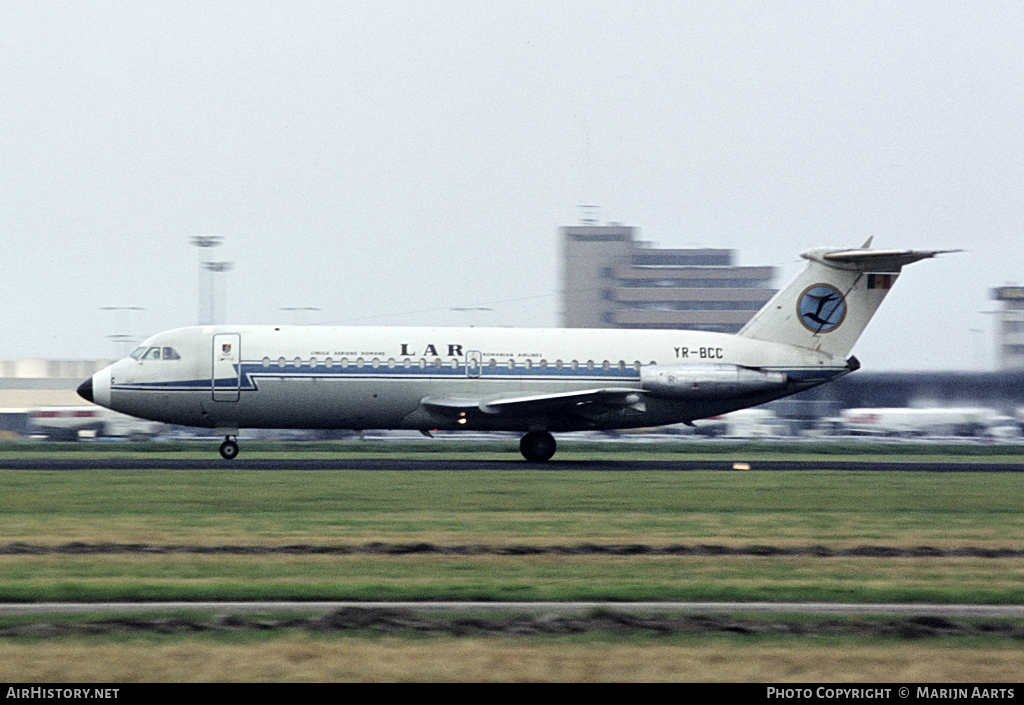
[77,377,94,403]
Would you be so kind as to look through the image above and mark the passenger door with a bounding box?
[212,333,241,402]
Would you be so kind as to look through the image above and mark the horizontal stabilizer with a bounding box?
[809,247,961,273]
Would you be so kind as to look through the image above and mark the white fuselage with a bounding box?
[88,324,848,434]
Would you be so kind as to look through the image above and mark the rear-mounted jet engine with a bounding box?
[640,363,788,399]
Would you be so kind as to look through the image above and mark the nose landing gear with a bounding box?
[219,437,239,460]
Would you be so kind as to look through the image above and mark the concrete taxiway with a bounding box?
[2,458,1024,472]
[3,601,1024,618]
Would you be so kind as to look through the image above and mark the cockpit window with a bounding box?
[135,347,182,361]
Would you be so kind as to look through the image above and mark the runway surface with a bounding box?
[2,457,1024,472]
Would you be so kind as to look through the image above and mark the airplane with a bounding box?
[77,241,950,461]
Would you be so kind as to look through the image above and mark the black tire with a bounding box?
[219,439,240,460]
[519,431,556,462]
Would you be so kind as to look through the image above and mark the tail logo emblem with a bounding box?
[798,284,846,333]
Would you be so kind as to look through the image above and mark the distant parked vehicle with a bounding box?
[693,409,787,439]
[29,406,164,442]
[837,407,1018,439]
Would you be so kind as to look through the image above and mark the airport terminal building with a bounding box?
[0,359,109,410]
[992,286,1024,371]
[562,224,776,333]
[0,359,110,436]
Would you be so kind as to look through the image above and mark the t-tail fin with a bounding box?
[738,242,955,359]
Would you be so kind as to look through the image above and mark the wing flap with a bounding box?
[420,387,646,418]
[480,387,646,414]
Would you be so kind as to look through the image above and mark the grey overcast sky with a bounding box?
[2,1,1021,371]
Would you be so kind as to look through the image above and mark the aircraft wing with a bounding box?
[420,387,647,419]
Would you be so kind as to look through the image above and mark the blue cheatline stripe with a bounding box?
[110,363,643,394]
[244,361,643,376]
[237,361,643,389]
[110,363,848,394]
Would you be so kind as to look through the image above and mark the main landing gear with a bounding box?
[519,431,556,463]
[215,432,555,462]
[219,437,239,460]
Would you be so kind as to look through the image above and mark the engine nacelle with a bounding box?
[640,364,788,399]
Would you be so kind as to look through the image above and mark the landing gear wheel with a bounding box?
[520,431,556,462]
[219,438,240,460]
